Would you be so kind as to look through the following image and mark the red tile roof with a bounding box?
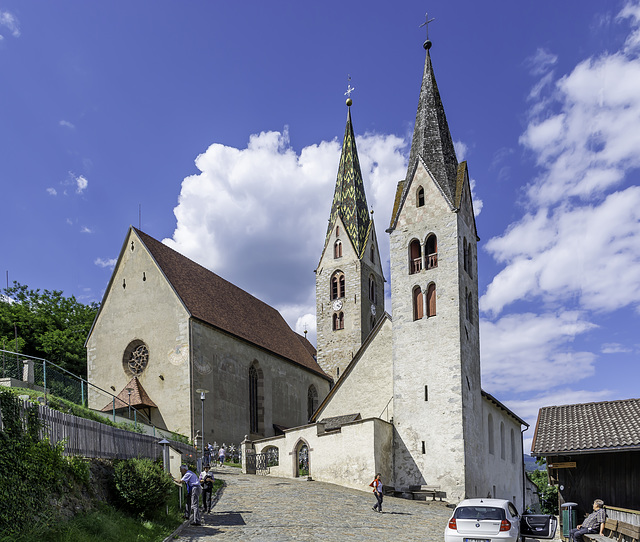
[134,228,328,380]
[101,376,157,411]
[531,398,640,456]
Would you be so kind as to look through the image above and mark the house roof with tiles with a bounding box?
[102,228,329,381]
[531,398,640,456]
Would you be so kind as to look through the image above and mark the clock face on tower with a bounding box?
[332,299,343,311]
[370,304,376,316]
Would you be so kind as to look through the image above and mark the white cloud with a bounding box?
[480,311,598,394]
[80,226,93,234]
[454,140,468,161]
[75,175,88,194]
[59,120,75,129]
[164,128,407,335]
[0,10,20,39]
[601,342,632,354]
[94,257,117,269]
[469,178,483,216]
[526,47,558,76]
[46,188,57,196]
[619,0,640,53]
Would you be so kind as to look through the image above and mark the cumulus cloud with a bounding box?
[480,311,598,394]
[94,257,117,269]
[46,188,57,196]
[0,10,20,39]
[482,2,640,318]
[75,175,88,194]
[164,128,407,335]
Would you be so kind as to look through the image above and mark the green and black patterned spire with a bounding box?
[325,102,371,258]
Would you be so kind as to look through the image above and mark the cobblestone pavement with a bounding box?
[173,467,452,541]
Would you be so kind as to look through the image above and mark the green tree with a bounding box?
[529,468,559,515]
[0,282,98,378]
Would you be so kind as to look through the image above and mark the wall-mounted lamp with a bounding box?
[110,385,116,391]
[159,374,164,381]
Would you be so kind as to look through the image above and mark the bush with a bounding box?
[112,458,174,516]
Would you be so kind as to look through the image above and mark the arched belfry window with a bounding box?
[332,312,344,330]
[249,363,264,435]
[426,283,436,317]
[409,239,422,274]
[331,271,345,300]
[334,240,342,259]
[335,225,340,236]
[413,286,423,321]
[307,385,318,420]
[369,275,376,303]
[426,234,438,269]
[417,186,425,207]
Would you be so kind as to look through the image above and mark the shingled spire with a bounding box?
[405,42,459,205]
[325,105,371,259]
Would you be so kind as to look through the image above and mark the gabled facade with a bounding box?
[87,227,331,443]
[315,105,385,380]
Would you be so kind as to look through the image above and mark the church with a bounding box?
[87,32,527,506]
[247,36,528,506]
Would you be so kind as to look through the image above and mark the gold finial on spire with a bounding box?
[345,74,355,106]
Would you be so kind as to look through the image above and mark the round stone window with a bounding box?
[123,340,149,377]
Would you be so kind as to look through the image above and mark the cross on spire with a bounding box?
[419,12,435,40]
[344,75,355,98]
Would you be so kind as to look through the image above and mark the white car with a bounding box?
[444,498,557,542]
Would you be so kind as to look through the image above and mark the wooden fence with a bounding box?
[2,397,194,461]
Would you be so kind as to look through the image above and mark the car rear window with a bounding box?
[454,506,506,520]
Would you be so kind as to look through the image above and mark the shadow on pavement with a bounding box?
[208,511,248,526]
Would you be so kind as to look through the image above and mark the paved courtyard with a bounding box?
[173,467,452,541]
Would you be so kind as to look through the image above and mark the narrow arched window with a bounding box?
[413,286,423,321]
[334,240,342,259]
[488,414,495,455]
[466,292,473,324]
[500,422,506,459]
[369,276,376,303]
[417,186,425,207]
[467,243,473,278]
[510,428,516,464]
[370,315,376,330]
[331,271,345,300]
[332,313,338,331]
[249,365,259,434]
[409,239,422,274]
[463,238,468,273]
[335,225,340,236]
[338,312,344,330]
[426,283,436,317]
[370,243,375,263]
[307,385,318,420]
[426,234,438,269]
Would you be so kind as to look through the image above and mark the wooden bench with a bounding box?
[408,485,445,501]
[583,518,640,542]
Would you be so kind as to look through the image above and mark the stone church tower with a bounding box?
[315,102,385,381]
[386,39,483,497]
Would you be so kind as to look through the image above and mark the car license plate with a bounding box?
[463,539,490,542]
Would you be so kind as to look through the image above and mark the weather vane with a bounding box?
[345,75,356,97]
[419,12,435,40]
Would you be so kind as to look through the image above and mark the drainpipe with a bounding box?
[521,426,527,514]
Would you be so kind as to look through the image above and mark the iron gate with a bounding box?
[246,452,269,475]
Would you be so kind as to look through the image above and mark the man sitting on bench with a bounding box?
[571,499,606,542]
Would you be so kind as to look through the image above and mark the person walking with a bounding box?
[218,445,226,467]
[200,465,214,514]
[177,465,202,526]
[370,473,383,513]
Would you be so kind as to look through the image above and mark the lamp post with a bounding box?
[195,388,209,468]
[126,387,133,420]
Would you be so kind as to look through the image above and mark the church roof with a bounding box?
[101,376,157,411]
[133,228,329,380]
[324,106,371,258]
[531,398,640,456]
[388,44,460,232]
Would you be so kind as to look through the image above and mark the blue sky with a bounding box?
[2,1,640,451]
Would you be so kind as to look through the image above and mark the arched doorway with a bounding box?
[294,439,310,478]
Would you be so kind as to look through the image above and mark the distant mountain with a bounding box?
[524,454,544,472]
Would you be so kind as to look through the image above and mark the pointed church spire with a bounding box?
[405,39,459,205]
[325,100,371,258]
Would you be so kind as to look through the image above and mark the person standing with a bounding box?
[200,465,214,514]
[177,465,202,526]
[218,445,226,467]
[370,474,383,513]
[570,500,606,542]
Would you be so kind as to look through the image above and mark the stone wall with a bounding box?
[317,317,393,423]
[253,417,393,492]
